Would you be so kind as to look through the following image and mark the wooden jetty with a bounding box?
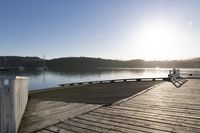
[17,78,200,133]
[1,69,200,133]
[18,81,161,132]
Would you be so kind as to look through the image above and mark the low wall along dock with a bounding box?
[59,77,170,87]
[0,76,29,133]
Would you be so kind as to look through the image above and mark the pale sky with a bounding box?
[0,0,200,60]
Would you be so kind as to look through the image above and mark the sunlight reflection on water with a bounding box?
[0,68,200,90]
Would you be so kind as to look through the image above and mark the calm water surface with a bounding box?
[0,68,200,90]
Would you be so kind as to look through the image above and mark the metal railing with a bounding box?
[168,68,180,80]
[0,76,29,133]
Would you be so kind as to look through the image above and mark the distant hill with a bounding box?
[185,57,200,62]
[0,56,43,69]
[47,57,200,70]
[47,57,125,70]
[0,56,200,70]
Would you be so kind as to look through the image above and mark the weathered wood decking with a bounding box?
[18,101,101,133]
[19,79,200,133]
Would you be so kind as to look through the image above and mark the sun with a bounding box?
[132,21,180,60]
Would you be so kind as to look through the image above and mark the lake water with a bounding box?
[0,68,200,90]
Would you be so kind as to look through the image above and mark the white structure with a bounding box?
[168,68,180,79]
[0,76,29,133]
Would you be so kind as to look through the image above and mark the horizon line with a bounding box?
[0,55,199,62]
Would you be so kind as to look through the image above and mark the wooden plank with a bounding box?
[86,109,199,133]
[65,118,143,133]
[133,94,200,103]
[91,108,200,131]
[95,107,200,127]
[70,118,125,133]
[123,99,200,110]
[19,104,101,133]
[77,114,169,133]
[122,100,200,111]
[23,103,85,120]
[46,125,76,133]
[119,103,200,115]
[62,120,107,133]
[55,122,98,133]
[35,129,54,133]
[111,105,200,120]
[21,103,84,128]
[24,101,69,117]
[68,118,141,133]
[87,112,175,132]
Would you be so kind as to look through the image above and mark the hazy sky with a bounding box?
[1,0,200,60]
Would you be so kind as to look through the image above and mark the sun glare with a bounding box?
[132,21,181,60]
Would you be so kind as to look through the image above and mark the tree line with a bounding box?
[0,56,200,70]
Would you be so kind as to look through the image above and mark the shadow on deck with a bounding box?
[18,81,161,133]
[28,81,162,105]
[18,79,200,133]
[36,79,200,133]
